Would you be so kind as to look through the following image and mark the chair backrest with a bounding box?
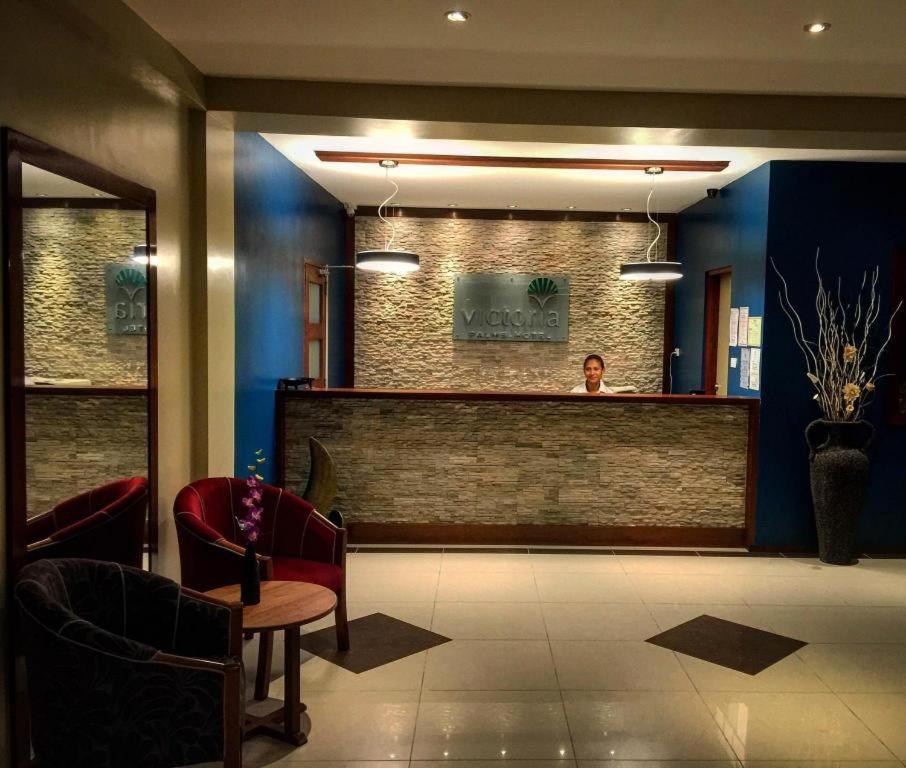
[302,437,338,515]
[28,477,149,567]
[174,477,297,555]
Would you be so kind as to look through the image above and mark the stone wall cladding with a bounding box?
[284,396,748,528]
[355,216,667,393]
[25,394,148,518]
[24,208,147,385]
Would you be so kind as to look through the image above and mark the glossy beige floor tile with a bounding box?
[535,572,641,603]
[551,640,693,691]
[531,553,625,573]
[756,606,906,643]
[579,761,741,768]
[301,601,435,633]
[740,576,849,606]
[436,570,539,602]
[542,602,659,640]
[675,652,829,693]
[702,692,895,761]
[837,576,906,607]
[441,552,534,573]
[563,690,737,760]
[285,650,427,692]
[618,555,803,576]
[646,604,777,633]
[840,693,906,761]
[346,570,439,602]
[415,762,576,768]
[431,601,547,639]
[246,691,419,762]
[347,551,443,572]
[423,640,558,690]
[797,643,906,692]
[629,574,748,605]
[412,691,572,760]
[737,761,903,768]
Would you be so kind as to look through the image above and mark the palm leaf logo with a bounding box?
[527,276,559,308]
[115,267,147,302]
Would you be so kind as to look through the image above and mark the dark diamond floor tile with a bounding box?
[646,614,807,676]
[299,612,450,674]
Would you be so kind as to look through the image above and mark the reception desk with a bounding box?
[277,389,759,547]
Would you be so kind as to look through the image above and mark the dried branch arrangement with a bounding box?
[772,252,902,422]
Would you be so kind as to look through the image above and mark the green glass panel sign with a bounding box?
[105,264,147,335]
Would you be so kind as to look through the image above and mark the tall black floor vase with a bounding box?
[806,419,874,565]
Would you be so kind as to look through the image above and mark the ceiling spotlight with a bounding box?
[92,192,105,197]
[804,21,830,33]
[379,159,399,169]
[506,204,518,209]
[445,9,471,22]
[36,193,47,197]
[566,205,576,210]
[622,207,632,212]
[645,166,664,175]
[447,203,458,207]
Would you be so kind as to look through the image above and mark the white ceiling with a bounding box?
[22,164,115,198]
[125,0,906,97]
[261,134,906,212]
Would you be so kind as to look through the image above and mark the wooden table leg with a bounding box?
[254,630,273,701]
[282,625,305,744]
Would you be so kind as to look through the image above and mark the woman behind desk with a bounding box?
[570,354,615,394]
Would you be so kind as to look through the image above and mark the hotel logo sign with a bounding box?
[453,273,569,342]
[105,264,148,335]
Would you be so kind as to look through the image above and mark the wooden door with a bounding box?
[703,266,732,394]
[304,262,327,388]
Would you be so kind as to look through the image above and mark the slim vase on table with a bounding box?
[241,543,261,605]
[806,419,874,566]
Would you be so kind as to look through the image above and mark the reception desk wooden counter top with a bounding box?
[277,388,759,547]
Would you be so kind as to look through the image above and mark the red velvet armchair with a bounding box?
[26,477,149,568]
[174,477,348,695]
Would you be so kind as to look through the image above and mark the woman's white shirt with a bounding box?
[570,381,614,394]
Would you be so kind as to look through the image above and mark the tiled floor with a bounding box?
[240,548,906,767]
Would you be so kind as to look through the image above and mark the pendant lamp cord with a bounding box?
[645,186,661,263]
[377,165,399,251]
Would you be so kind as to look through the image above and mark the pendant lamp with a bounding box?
[619,166,682,282]
[355,159,420,274]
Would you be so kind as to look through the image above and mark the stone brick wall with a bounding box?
[24,208,147,385]
[354,216,667,393]
[25,394,148,518]
[284,395,748,528]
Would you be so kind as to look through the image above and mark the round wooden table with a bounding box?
[206,580,337,746]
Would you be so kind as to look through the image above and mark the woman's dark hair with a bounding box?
[583,354,605,369]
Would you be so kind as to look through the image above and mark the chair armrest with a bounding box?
[174,588,243,658]
[25,511,56,544]
[273,492,346,566]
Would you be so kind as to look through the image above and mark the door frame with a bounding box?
[703,266,732,395]
[303,261,327,388]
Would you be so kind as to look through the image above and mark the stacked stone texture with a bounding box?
[355,216,667,392]
[24,208,147,385]
[25,394,148,518]
[285,396,748,528]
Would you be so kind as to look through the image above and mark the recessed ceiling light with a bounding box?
[804,21,831,33]
[92,192,105,197]
[36,193,47,197]
[445,9,471,22]
[622,207,633,212]
[645,166,664,175]
[447,203,458,207]
[506,204,518,209]
[379,159,399,169]
[566,205,576,210]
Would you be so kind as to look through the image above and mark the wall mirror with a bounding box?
[2,129,158,577]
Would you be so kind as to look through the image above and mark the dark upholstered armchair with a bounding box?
[15,558,243,768]
[26,477,148,567]
[174,477,348,696]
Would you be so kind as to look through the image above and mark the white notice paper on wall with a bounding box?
[748,316,763,347]
[739,348,751,389]
[749,348,761,390]
[730,357,738,368]
[729,308,739,346]
[738,307,750,346]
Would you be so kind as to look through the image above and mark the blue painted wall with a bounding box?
[677,160,906,549]
[758,161,906,548]
[234,132,346,481]
[673,163,770,396]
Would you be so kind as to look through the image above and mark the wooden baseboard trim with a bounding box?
[347,523,748,548]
